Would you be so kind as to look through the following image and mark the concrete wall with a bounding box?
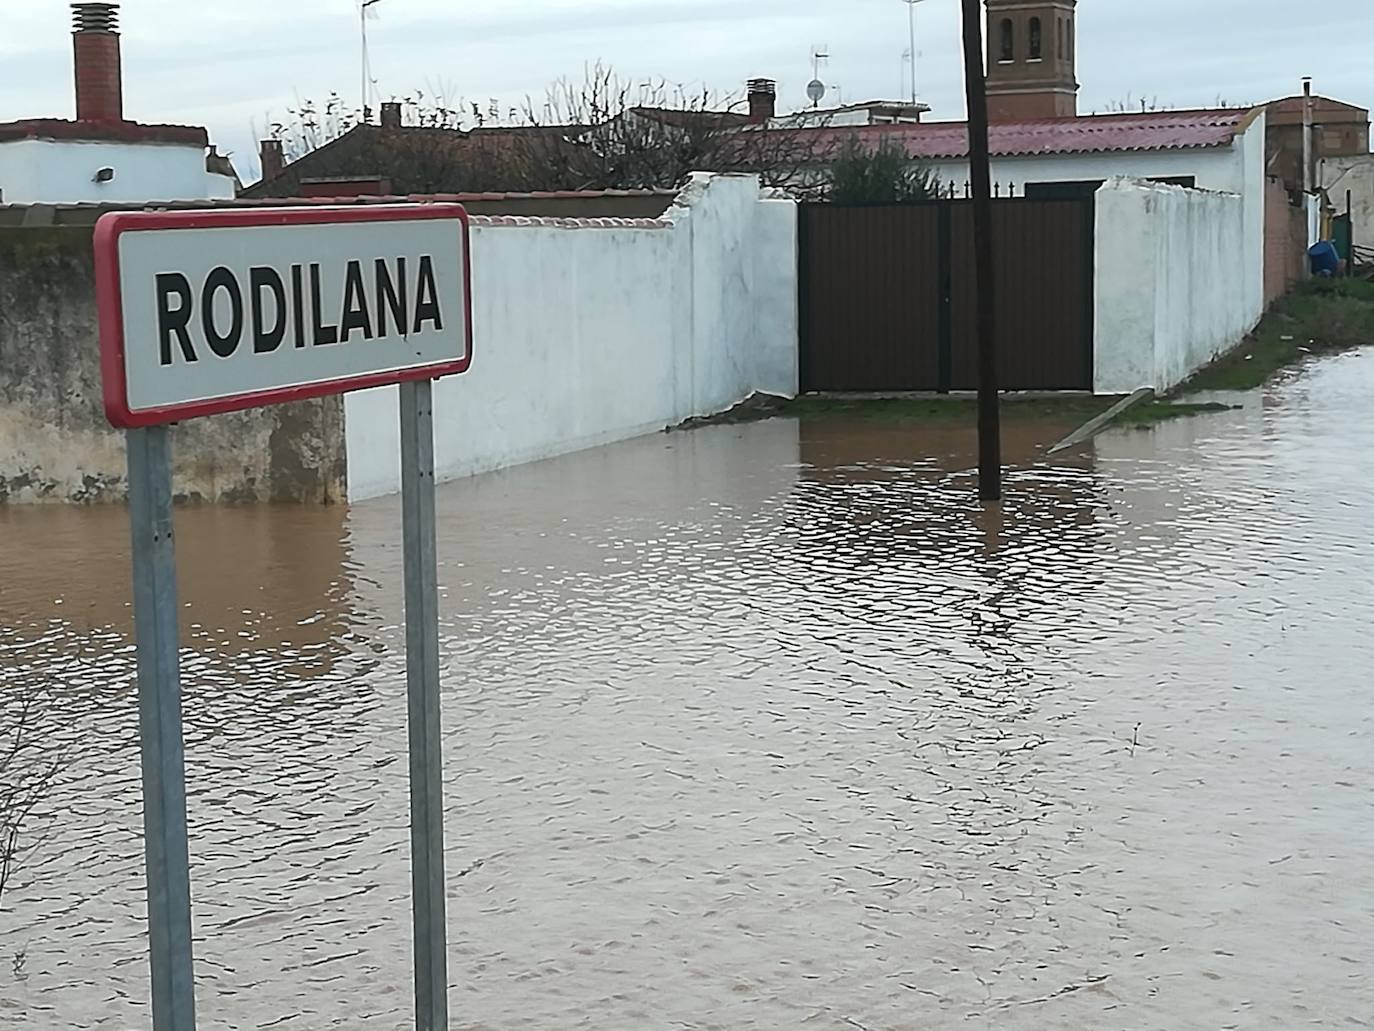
[751,198,800,397]
[1094,178,1256,394]
[344,174,798,501]
[0,138,232,204]
[0,174,795,504]
[0,228,345,503]
[1322,153,1374,254]
[1236,113,1270,327]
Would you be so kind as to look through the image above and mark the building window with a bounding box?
[1029,18,1043,60]
[999,18,1015,62]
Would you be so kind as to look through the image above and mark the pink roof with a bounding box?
[799,108,1253,161]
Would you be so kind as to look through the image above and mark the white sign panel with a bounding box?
[96,206,472,427]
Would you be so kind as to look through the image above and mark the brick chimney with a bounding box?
[259,140,284,181]
[72,3,123,123]
[380,101,403,130]
[747,78,776,125]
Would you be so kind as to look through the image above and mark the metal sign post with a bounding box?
[95,204,473,1031]
[126,424,198,1029]
[399,378,447,1030]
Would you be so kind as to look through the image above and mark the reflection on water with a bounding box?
[2,355,1373,1029]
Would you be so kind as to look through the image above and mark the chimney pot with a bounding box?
[260,139,285,181]
[380,101,403,130]
[747,78,777,125]
[72,3,122,123]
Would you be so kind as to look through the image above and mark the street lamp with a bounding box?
[902,0,928,107]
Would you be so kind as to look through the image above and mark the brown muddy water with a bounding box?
[2,351,1373,1030]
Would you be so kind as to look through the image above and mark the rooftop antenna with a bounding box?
[807,45,829,108]
[361,0,385,121]
[901,0,928,106]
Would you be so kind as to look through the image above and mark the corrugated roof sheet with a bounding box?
[798,108,1253,160]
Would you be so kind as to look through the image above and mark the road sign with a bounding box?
[95,205,472,428]
[95,204,469,1031]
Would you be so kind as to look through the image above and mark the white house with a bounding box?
[804,107,1269,330]
[761,0,1276,394]
[0,3,234,205]
[777,99,931,129]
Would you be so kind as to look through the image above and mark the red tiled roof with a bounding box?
[795,108,1254,161]
[0,118,208,146]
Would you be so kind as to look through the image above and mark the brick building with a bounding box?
[1263,93,1370,197]
[0,3,235,205]
[985,0,1079,120]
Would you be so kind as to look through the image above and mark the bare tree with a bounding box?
[499,63,831,192]
[0,694,56,907]
[1097,93,1164,115]
[254,64,834,195]
[1092,94,1252,116]
[262,93,363,163]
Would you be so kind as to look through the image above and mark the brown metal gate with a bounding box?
[798,198,1095,392]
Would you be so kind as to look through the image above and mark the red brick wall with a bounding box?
[987,90,1077,121]
[1264,176,1307,306]
[73,31,122,123]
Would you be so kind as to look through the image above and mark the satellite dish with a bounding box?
[807,79,826,106]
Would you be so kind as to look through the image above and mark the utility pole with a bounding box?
[960,0,1001,502]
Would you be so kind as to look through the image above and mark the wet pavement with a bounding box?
[1,349,1372,1029]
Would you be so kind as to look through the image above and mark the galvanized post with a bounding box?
[399,378,448,1031]
[126,425,198,1030]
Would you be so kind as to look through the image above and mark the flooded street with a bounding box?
[2,350,1373,1029]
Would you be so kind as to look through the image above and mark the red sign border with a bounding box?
[95,204,474,429]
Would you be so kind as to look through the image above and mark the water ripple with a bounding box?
[2,352,1372,1028]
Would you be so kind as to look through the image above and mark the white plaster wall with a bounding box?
[344,174,799,501]
[204,171,237,200]
[0,138,225,204]
[751,198,800,397]
[1323,154,1374,250]
[925,144,1248,196]
[1236,112,1268,324]
[1094,178,1254,394]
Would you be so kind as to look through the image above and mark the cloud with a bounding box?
[0,0,1369,181]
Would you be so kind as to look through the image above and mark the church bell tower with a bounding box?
[985,0,1079,120]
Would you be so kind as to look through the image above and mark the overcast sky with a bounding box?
[1,0,1370,181]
